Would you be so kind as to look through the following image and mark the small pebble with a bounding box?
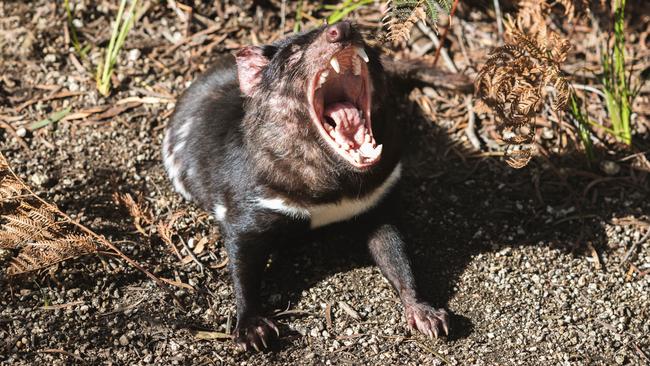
[600,160,621,176]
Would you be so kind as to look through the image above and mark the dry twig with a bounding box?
[0,153,178,304]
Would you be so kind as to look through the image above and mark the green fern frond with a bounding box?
[384,0,451,42]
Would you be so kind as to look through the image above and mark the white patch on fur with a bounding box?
[256,198,310,219]
[162,130,192,200]
[308,163,402,228]
[214,204,227,221]
[256,163,402,228]
[173,140,185,154]
[177,120,192,140]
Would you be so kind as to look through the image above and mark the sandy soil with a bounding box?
[1,1,649,365]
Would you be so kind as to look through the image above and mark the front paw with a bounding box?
[404,302,449,339]
[233,316,280,352]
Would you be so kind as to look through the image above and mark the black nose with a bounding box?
[326,21,351,43]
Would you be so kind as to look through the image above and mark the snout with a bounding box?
[326,21,352,43]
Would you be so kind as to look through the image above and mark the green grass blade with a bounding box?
[29,107,72,131]
[294,0,304,33]
[102,0,127,87]
[327,0,374,24]
[569,94,594,163]
[111,0,139,63]
[64,0,84,57]
[97,0,139,96]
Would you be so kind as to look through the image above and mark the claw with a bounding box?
[263,318,280,337]
[234,317,278,352]
[256,327,268,348]
[404,303,450,340]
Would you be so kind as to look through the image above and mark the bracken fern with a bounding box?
[383,0,451,42]
[475,1,572,168]
[0,155,98,276]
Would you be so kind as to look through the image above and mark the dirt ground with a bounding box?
[1,1,649,365]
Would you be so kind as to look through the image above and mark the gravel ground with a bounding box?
[1,1,649,365]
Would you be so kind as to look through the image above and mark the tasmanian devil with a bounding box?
[162,21,449,351]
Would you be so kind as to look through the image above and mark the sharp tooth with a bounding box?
[350,150,360,162]
[353,57,361,76]
[359,143,376,156]
[323,122,333,131]
[373,144,383,158]
[318,71,329,87]
[364,133,371,143]
[330,57,340,74]
[356,47,369,63]
[360,144,382,159]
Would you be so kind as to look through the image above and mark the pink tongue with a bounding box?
[324,102,364,143]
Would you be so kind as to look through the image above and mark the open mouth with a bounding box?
[308,46,382,168]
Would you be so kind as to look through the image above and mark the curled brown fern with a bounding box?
[0,155,99,276]
[475,2,572,168]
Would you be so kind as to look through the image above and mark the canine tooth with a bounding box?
[324,122,333,131]
[359,143,373,156]
[373,144,383,157]
[350,150,360,162]
[318,71,329,87]
[330,57,340,73]
[364,133,372,143]
[352,57,361,76]
[356,47,369,63]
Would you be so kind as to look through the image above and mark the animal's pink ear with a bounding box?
[235,46,268,97]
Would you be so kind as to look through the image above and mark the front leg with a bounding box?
[367,224,449,338]
[225,231,279,351]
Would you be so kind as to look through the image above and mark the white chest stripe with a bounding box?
[256,163,402,229]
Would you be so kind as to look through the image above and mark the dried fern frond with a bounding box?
[556,0,591,19]
[383,0,451,42]
[0,175,25,199]
[475,2,572,168]
[0,154,99,276]
[0,154,178,300]
[7,234,97,276]
[516,0,591,21]
[113,192,154,236]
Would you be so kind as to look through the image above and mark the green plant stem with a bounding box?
[97,0,139,96]
[569,93,594,163]
[326,0,373,24]
[601,0,632,145]
[294,0,304,33]
[64,0,82,56]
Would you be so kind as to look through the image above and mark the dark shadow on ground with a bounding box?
[255,90,649,345]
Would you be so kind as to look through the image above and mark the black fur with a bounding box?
[163,22,449,351]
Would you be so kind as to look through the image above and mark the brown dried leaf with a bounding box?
[475,0,572,168]
[0,153,98,276]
